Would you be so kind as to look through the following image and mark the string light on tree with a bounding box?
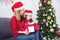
[53,24,56,27]
[53,15,55,17]
[49,22,52,24]
[50,28,54,32]
[49,9,52,11]
[50,26,52,28]
[51,13,53,15]
[39,3,42,6]
[39,7,43,11]
[46,22,48,26]
[43,13,47,16]
[43,19,46,22]
[51,20,53,22]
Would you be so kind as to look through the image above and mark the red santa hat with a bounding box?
[25,10,32,15]
[11,1,24,13]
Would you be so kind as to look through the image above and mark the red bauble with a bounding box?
[39,7,43,11]
[57,32,60,36]
[44,0,47,4]
[41,22,44,24]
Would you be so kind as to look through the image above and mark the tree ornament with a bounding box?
[47,16,51,20]
[41,22,44,24]
[50,28,54,32]
[41,27,43,30]
[53,15,55,17]
[39,3,42,6]
[47,1,51,5]
[46,22,48,26]
[53,24,56,27]
[39,7,43,11]
[58,27,60,36]
[50,26,52,28]
[43,14,47,16]
[43,0,47,4]
[51,20,53,22]
[57,32,60,36]
[51,13,53,15]
[49,9,52,11]
[43,19,46,22]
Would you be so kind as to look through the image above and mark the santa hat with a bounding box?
[11,1,24,12]
[25,10,32,15]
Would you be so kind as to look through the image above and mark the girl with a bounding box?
[24,10,43,40]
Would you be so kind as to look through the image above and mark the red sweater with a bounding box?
[24,20,39,32]
[10,16,25,37]
[10,16,39,37]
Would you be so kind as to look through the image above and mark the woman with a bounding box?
[10,1,29,40]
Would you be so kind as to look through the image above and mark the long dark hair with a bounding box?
[25,15,33,22]
[20,15,26,22]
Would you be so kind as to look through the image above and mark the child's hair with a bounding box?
[25,15,33,22]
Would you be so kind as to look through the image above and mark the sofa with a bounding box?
[0,18,43,40]
[0,18,14,40]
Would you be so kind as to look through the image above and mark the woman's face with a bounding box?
[19,9,25,16]
[15,8,25,16]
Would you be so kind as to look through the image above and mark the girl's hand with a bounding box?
[24,31,30,35]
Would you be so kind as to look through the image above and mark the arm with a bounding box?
[10,16,19,37]
[34,23,39,31]
[10,16,26,36]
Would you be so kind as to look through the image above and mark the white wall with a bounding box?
[0,0,60,26]
[52,0,60,26]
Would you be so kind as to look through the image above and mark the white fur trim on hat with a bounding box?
[14,6,24,11]
[25,13,32,15]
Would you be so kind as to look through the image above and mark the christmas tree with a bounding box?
[36,0,58,40]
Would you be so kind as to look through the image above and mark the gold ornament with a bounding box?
[49,22,52,24]
[50,28,54,32]
[47,1,51,5]
[47,16,51,20]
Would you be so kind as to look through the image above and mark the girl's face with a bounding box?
[26,15,32,20]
